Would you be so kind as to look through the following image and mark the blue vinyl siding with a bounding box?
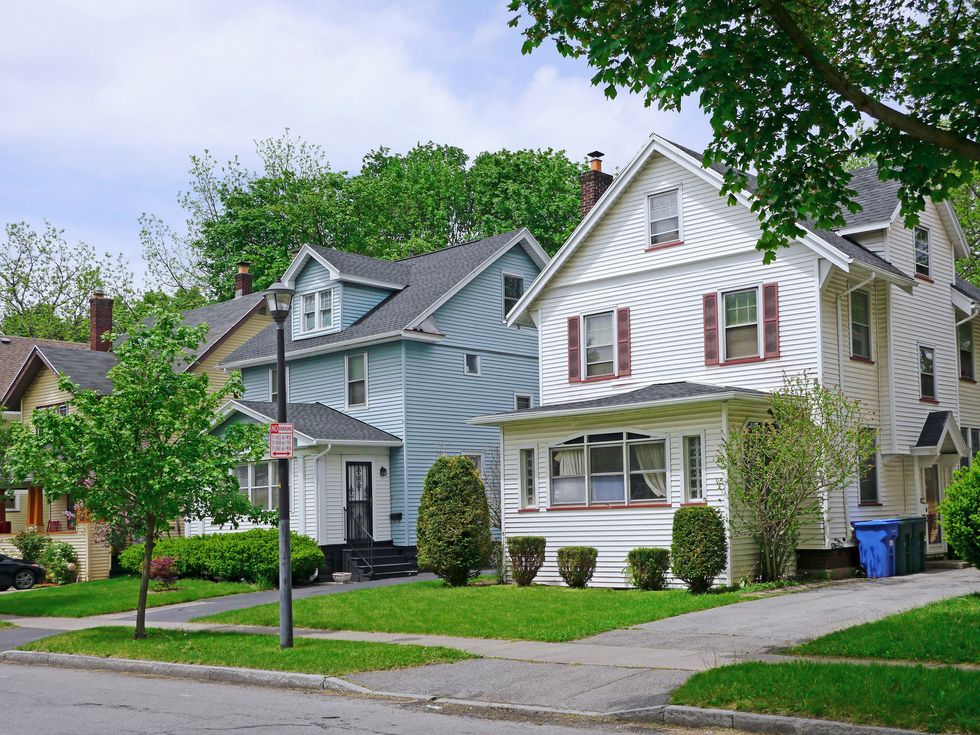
[242,366,270,400]
[342,283,393,328]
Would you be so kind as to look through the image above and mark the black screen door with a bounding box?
[346,462,373,542]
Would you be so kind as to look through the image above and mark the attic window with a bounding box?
[503,274,524,317]
[648,189,681,246]
[301,289,333,333]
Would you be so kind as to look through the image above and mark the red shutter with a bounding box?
[567,316,581,383]
[762,282,780,359]
[703,293,719,365]
[616,307,631,377]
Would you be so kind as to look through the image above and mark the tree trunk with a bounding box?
[134,516,156,640]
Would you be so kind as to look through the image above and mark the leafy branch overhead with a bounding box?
[509,0,979,262]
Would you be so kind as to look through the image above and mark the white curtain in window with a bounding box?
[632,442,666,496]
[555,448,585,476]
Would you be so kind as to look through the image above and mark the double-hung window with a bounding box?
[723,288,759,360]
[550,432,667,507]
[503,274,524,317]
[683,435,704,501]
[519,448,536,508]
[648,189,681,246]
[235,461,279,511]
[850,290,872,360]
[914,226,930,277]
[959,322,975,380]
[300,289,333,333]
[346,353,367,407]
[859,428,879,504]
[584,312,615,377]
[919,346,936,399]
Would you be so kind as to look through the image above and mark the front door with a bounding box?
[923,465,944,550]
[345,462,373,543]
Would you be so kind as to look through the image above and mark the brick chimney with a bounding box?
[89,291,113,352]
[580,151,613,218]
[234,261,253,298]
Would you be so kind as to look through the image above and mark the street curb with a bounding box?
[611,705,924,735]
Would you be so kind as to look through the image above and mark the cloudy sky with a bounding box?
[0,1,711,284]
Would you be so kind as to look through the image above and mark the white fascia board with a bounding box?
[281,245,405,291]
[338,274,405,290]
[407,229,545,330]
[952,288,976,314]
[221,330,443,370]
[835,221,893,236]
[469,391,768,425]
[938,200,969,259]
[312,438,402,448]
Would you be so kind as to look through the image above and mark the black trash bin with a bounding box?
[896,517,927,575]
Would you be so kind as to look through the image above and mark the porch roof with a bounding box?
[470,381,767,425]
[913,410,968,457]
[224,400,402,447]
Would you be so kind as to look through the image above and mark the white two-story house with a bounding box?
[473,134,974,587]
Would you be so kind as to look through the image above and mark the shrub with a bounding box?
[507,536,545,586]
[416,455,493,587]
[42,541,78,585]
[11,528,50,563]
[149,556,179,591]
[671,505,728,594]
[557,546,598,588]
[942,468,980,567]
[119,530,324,585]
[626,547,670,591]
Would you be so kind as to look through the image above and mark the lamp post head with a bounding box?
[264,283,294,324]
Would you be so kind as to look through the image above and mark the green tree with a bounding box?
[0,222,132,341]
[718,374,875,580]
[4,309,269,638]
[509,0,979,262]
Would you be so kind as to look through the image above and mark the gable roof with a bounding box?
[220,400,402,446]
[913,410,968,457]
[471,381,767,424]
[840,165,901,229]
[1,344,118,409]
[506,134,917,327]
[221,229,549,368]
[0,335,86,404]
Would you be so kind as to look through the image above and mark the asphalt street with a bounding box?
[0,662,686,735]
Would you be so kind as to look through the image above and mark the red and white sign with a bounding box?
[269,423,294,459]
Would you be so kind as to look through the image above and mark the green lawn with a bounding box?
[197,579,745,642]
[0,621,12,628]
[793,594,980,665]
[672,661,980,734]
[0,577,258,617]
[22,626,474,675]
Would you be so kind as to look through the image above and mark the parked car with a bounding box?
[0,553,44,591]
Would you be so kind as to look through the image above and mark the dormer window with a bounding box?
[914,226,930,277]
[301,289,334,333]
[648,189,681,246]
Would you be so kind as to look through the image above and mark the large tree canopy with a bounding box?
[143,132,585,300]
[509,0,979,262]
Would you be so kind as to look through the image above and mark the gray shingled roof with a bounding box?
[475,382,767,422]
[954,278,980,303]
[233,400,401,444]
[0,335,86,401]
[39,345,117,394]
[223,230,527,365]
[843,166,901,228]
[916,411,953,448]
[309,246,409,285]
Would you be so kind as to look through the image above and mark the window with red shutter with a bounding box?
[567,316,581,382]
[762,282,780,359]
[616,307,631,377]
[703,294,719,365]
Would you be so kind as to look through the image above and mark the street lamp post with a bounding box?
[265,283,295,649]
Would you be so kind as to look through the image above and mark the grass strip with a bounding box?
[197,579,744,642]
[672,661,980,734]
[21,626,474,675]
[0,577,258,617]
[793,593,980,665]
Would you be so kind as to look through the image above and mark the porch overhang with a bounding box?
[910,410,968,464]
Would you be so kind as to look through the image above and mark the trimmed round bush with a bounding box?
[671,505,728,594]
[119,529,324,585]
[42,541,78,585]
[507,536,546,586]
[416,455,492,587]
[557,546,597,588]
[942,468,980,567]
[626,547,670,591]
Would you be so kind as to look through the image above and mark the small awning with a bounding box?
[912,411,968,460]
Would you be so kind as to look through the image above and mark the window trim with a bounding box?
[682,433,706,502]
[720,286,763,363]
[849,289,873,362]
[235,460,279,512]
[514,393,533,410]
[959,321,975,381]
[859,428,880,505]
[298,287,336,336]
[918,344,937,400]
[502,272,525,319]
[646,186,683,249]
[2,488,25,512]
[518,446,537,509]
[582,309,617,379]
[548,430,670,508]
[269,365,290,403]
[463,353,481,376]
[913,226,931,277]
[345,352,368,408]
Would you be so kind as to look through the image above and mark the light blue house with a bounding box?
[207,230,547,577]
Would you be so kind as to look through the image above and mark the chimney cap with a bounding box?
[587,150,604,159]
[237,261,251,273]
[92,290,106,299]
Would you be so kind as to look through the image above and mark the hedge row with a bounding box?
[119,529,324,585]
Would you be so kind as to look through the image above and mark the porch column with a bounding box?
[27,487,44,527]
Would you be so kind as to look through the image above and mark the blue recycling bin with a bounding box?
[851,519,900,578]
